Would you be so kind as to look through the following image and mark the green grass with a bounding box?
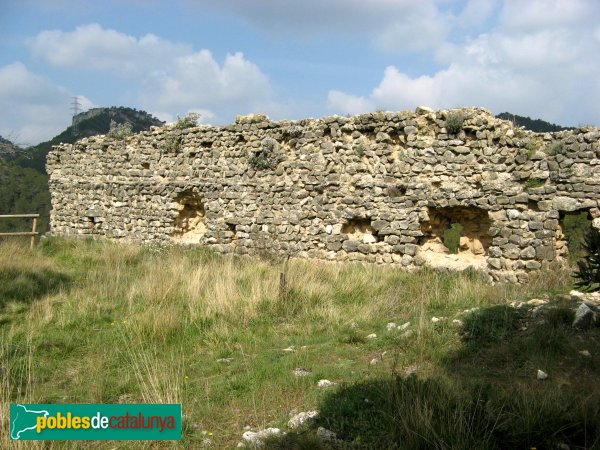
[0,237,598,449]
[523,177,546,189]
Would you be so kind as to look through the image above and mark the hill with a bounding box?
[495,112,574,133]
[0,158,50,233]
[0,136,23,159]
[0,107,163,235]
[10,106,164,173]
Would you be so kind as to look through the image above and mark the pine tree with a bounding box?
[573,226,600,292]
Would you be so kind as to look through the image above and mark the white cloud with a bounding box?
[327,90,374,116]
[499,0,597,30]
[27,24,276,124]
[192,0,453,53]
[27,24,190,76]
[327,0,600,127]
[0,62,72,145]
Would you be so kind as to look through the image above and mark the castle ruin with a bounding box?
[47,107,600,283]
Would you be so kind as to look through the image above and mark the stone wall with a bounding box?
[47,107,600,282]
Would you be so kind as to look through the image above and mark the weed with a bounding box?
[173,112,200,130]
[526,136,543,158]
[106,120,132,140]
[445,111,464,135]
[523,177,546,189]
[546,141,565,156]
[442,223,463,254]
[165,131,183,153]
[514,127,526,139]
[249,138,280,170]
[353,143,366,157]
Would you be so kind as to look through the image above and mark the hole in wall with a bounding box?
[528,200,540,212]
[85,216,97,230]
[558,210,592,260]
[141,162,150,169]
[171,191,206,244]
[342,218,380,244]
[419,206,491,270]
[387,184,407,197]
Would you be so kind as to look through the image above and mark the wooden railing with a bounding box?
[0,214,39,249]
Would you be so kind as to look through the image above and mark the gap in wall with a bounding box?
[558,210,592,260]
[419,206,491,270]
[172,191,206,244]
[342,218,380,244]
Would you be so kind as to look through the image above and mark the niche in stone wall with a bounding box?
[419,206,491,269]
[342,218,381,244]
[557,210,592,259]
[171,190,207,244]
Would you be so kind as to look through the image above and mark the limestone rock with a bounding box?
[317,379,338,388]
[287,411,319,429]
[316,427,337,443]
[293,367,312,377]
[242,428,283,447]
[573,303,595,329]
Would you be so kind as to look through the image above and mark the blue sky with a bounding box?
[1,0,599,145]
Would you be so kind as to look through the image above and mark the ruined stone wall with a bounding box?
[47,107,600,282]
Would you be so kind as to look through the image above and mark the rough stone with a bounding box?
[573,303,595,329]
[242,428,284,447]
[46,107,600,282]
[288,411,319,429]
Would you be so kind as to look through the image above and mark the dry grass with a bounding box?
[0,236,587,448]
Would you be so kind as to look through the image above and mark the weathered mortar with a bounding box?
[47,107,600,282]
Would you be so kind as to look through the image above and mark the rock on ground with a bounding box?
[287,411,319,429]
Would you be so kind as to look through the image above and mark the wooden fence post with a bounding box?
[31,216,38,249]
[0,214,40,248]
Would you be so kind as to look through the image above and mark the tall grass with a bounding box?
[1,236,596,448]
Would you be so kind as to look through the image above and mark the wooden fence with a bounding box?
[0,214,39,249]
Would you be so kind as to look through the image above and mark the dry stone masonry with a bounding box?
[47,107,600,282]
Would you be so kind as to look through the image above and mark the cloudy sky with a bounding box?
[1,0,599,145]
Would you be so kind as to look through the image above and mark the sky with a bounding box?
[1,0,599,146]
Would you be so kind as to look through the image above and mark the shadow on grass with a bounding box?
[0,266,70,309]
[267,305,600,449]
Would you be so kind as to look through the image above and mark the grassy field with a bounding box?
[1,237,599,449]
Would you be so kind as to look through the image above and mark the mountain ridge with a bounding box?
[8,106,164,173]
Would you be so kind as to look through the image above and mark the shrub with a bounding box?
[573,226,600,292]
[249,138,280,170]
[164,132,183,153]
[107,120,132,140]
[442,223,462,254]
[545,141,565,156]
[174,112,200,130]
[445,111,464,135]
[526,137,542,158]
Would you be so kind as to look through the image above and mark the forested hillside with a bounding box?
[0,107,163,235]
[495,112,574,133]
